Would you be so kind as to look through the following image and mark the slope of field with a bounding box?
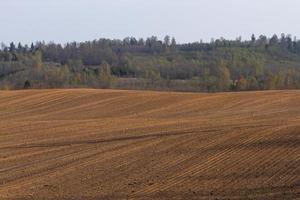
[0,89,299,200]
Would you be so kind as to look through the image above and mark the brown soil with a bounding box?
[0,89,299,199]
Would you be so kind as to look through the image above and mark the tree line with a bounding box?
[1,34,300,91]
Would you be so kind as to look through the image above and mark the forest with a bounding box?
[1,33,300,92]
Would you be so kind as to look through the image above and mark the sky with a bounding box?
[1,0,300,44]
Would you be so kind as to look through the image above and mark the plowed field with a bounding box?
[0,89,299,199]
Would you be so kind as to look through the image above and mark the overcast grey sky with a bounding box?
[1,0,299,44]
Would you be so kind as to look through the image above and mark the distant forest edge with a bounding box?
[1,34,300,92]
